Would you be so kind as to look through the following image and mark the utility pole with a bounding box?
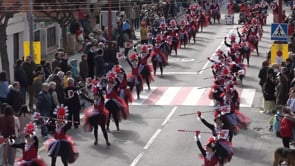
[108,0,112,41]
[278,0,283,23]
[28,0,34,59]
[119,0,121,12]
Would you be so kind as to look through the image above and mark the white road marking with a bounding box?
[156,87,182,105]
[143,129,162,150]
[182,87,205,105]
[130,152,144,166]
[161,106,177,127]
[239,88,256,107]
[198,25,237,74]
[130,106,178,166]
[162,71,199,75]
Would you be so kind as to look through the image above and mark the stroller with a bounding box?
[238,12,247,24]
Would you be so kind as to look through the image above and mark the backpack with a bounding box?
[122,21,130,31]
[273,112,283,135]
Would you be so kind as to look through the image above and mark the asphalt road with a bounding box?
[30,10,286,166]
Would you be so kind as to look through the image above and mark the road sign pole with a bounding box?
[278,0,283,23]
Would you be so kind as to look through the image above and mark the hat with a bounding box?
[129,53,138,61]
[214,111,222,121]
[92,86,102,95]
[205,136,216,148]
[141,45,148,53]
[113,65,123,73]
[53,105,69,120]
[24,122,37,136]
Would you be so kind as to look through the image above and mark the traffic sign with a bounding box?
[271,23,288,41]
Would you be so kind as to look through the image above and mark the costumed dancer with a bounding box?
[185,14,197,44]
[167,19,179,55]
[10,122,46,166]
[194,131,218,166]
[178,19,189,48]
[224,33,241,59]
[113,65,133,107]
[239,40,251,66]
[195,130,233,166]
[64,78,81,128]
[105,73,129,132]
[45,105,79,166]
[126,53,144,100]
[83,86,111,146]
[210,1,221,24]
[197,10,206,32]
[150,35,168,77]
[139,44,154,90]
[223,86,251,133]
[197,111,234,142]
[246,18,260,56]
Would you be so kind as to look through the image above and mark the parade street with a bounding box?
[34,11,281,166]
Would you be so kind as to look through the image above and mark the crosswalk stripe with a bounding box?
[131,87,255,107]
[170,87,194,105]
[143,87,168,105]
[240,88,256,107]
[156,87,182,105]
[197,88,214,106]
[183,87,205,105]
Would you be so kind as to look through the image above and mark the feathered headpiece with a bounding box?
[53,104,69,120]
[24,122,37,136]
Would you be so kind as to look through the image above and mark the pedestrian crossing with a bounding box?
[131,87,256,107]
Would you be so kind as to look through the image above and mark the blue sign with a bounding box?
[271,23,288,41]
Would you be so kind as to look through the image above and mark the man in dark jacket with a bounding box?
[95,43,105,77]
[79,54,89,81]
[103,42,118,73]
[14,59,28,102]
[86,44,97,78]
[36,83,52,137]
[21,56,36,110]
[51,49,64,70]
[60,53,71,73]
[7,81,24,114]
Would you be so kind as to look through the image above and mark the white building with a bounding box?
[0,12,62,81]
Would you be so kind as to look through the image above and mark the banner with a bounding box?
[270,43,288,64]
[24,41,41,64]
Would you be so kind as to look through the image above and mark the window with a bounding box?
[47,27,56,48]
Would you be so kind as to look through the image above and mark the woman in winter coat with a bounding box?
[279,107,294,148]
[276,72,289,106]
[262,68,276,114]
[258,60,269,90]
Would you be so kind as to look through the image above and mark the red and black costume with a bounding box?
[178,19,189,48]
[105,75,129,132]
[11,122,46,166]
[45,106,79,166]
[126,53,144,99]
[113,65,133,106]
[83,87,111,146]
[167,19,180,55]
[210,2,221,23]
[139,45,154,90]
[150,36,168,77]
[195,135,218,166]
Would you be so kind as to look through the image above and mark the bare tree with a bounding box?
[33,0,86,51]
[0,0,22,79]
